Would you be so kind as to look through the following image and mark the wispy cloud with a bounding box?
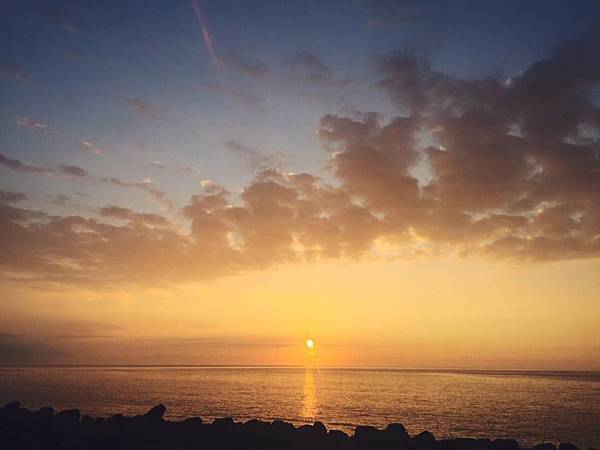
[81,140,103,155]
[224,140,286,171]
[16,116,48,132]
[0,154,53,174]
[286,51,351,86]
[121,95,157,118]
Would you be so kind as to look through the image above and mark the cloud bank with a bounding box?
[1,30,599,285]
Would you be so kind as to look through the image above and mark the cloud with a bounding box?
[121,95,157,117]
[0,190,26,204]
[286,51,351,86]
[149,160,166,170]
[0,154,53,174]
[224,140,286,171]
[80,140,103,155]
[100,176,173,210]
[16,116,48,132]
[0,29,599,287]
[60,165,88,178]
[211,84,267,111]
[221,51,268,77]
[1,63,28,81]
[0,332,67,365]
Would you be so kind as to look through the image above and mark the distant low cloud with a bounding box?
[0,332,66,365]
[286,51,351,86]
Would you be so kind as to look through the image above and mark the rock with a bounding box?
[81,415,95,426]
[354,425,383,443]
[57,408,81,421]
[385,422,410,441]
[533,443,557,450]
[3,401,20,410]
[414,430,436,443]
[313,421,327,435]
[271,419,295,437]
[328,429,350,441]
[144,403,166,420]
[492,439,520,450]
[558,444,579,450]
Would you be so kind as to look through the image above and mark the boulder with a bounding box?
[558,444,579,450]
[492,439,520,450]
[144,403,166,420]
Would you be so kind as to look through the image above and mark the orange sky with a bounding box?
[2,257,598,369]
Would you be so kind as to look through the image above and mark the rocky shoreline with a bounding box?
[0,401,592,450]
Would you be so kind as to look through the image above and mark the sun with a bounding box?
[306,339,315,350]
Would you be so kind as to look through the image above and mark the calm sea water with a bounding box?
[0,367,598,448]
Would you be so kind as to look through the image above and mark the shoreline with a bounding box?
[0,402,593,450]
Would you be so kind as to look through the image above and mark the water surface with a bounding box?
[0,367,598,448]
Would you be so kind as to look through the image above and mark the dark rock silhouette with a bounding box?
[0,401,591,450]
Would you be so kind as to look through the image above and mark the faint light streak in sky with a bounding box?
[191,0,225,85]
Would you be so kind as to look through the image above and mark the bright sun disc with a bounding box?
[306,339,314,350]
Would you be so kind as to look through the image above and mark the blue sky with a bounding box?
[1,0,599,215]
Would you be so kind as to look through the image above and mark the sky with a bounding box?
[0,0,599,369]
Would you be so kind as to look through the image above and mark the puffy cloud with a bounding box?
[0,30,599,287]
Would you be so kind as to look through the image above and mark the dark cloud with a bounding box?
[224,140,286,171]
[0,333,66,365]
[221,52,268,77]
[286,51,351,86]
[60,165,88,178]
[0,154,53,174]
[0,190,26,204]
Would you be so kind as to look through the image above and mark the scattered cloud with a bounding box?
[286,51,351,86]
[81,140,103,155]
[0,63,28,81]
[0,154,53,174]
[224,140,287,171]
[121,95,157,118]
[0,190,26,204]
[149,160,166,170]
[0,30,599,287]
[16,116,47,132]
[60,165,88,178]
[221,51,268,77]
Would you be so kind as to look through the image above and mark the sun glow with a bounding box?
[306,339,314,350]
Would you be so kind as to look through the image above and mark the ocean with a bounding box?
[0,367,598,448]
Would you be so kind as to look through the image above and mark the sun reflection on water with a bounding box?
[301,367,317,422]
